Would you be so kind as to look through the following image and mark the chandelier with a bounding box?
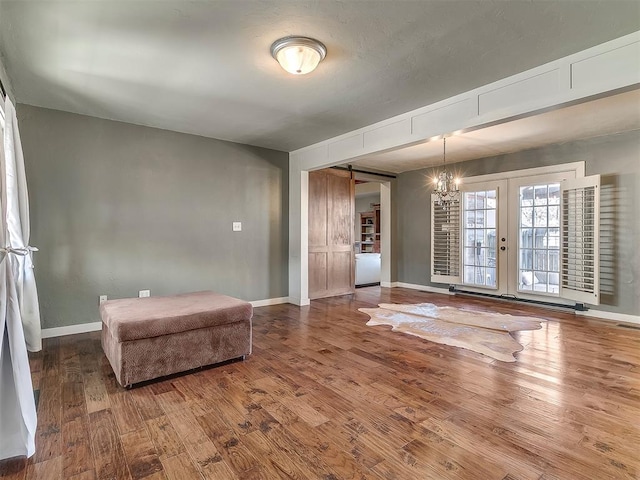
[433,137,460,206]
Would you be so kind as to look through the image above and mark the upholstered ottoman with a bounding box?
[100,291,252,387]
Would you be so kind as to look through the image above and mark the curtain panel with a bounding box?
[0,97,38,460]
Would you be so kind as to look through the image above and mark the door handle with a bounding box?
[500,246,506,251]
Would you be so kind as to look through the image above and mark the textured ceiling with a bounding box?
[0,1,638,152]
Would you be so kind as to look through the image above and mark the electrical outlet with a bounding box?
[232,221,242,232]
[99,295,107,305]
[139,290,150,298]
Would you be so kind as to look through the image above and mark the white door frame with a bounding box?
[290,167,392,306]
[380,181,392,287]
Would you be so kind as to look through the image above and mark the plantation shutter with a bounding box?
[560,175,600,305]
[431,194,461,284]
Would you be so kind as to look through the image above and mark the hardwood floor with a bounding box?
[1,287,639,479]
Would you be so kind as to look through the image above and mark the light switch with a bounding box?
[232,222,242,232]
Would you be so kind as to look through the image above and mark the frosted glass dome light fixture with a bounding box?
[270,36,326,75]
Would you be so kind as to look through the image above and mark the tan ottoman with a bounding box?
[100,291,252,387]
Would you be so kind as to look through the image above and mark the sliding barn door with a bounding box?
[308,169,355,299]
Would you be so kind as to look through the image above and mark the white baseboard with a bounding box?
[388,283,639,325]
[250,297,291,308]
[42,321,102,339]
[287,296,310,306]
[393,282,454,295]
[380,281,395,288]
[41,296,292,339]
[40,295,638,340]
[578,309,640,325]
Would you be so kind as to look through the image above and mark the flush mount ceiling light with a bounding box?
[270,36,327,75]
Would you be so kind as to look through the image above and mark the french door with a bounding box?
[431,165,600,305]
[460,180,508,296]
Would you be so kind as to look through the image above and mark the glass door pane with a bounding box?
[462,189,497,288]
[517,183,560,295]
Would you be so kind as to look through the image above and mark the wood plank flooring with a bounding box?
[1,287,639,479]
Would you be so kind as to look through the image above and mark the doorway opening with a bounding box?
[352,172,392,289]
[355,181,381,286]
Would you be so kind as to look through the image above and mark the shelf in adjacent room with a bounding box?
[358,204,381,253]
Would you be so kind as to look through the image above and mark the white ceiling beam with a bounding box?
[291,31,640,170]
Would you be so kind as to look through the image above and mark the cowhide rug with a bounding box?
[359,303,546,362]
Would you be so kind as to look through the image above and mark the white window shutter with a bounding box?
[431,194,461,284]
[560,175,600,305]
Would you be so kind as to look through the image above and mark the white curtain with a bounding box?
[3,99,41,352]
[0,97,38,460]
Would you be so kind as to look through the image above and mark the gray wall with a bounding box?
[0,1,12,100]
[0,50,15,100]
[394,130,640,316]
[356,193,380,215]
[18,105,289,329]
